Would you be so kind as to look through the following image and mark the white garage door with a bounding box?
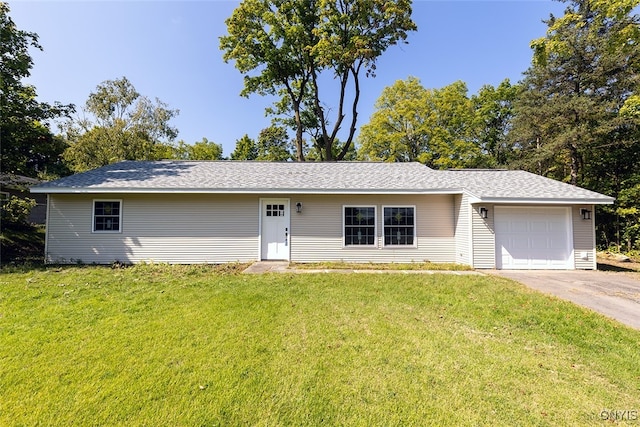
[495,207,573,270]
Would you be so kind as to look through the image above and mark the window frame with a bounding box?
[343,205,377,248]
[382,205,417,248]
[92,199,123,234]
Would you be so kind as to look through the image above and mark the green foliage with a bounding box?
[0,195,36,226]
[63,77,179,172]
[358,77,493,169]
[1,268,638,425]
[220,0,416,161]
[530,0,640,67]
[186,138,224,160]
[229,129,294,162]
[619,94,640,117]
[172,138,224,160]
[0,193,43,265]
[230,134,258,160]
[357,76,429,162]
[471,79,521,167]
[256,125,291,161]
[615,181,640,251]
[0,3,74,178]
[220,0,316,161]
[510,0,640,249]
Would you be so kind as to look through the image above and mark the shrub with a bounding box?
[1,195,37,226]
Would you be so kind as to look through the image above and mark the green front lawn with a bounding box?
[290,261,472,270]
[1,265,638,426]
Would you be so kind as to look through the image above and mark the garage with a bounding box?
[495,207,574,270]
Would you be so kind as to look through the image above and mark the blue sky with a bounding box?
[10,0,565,157]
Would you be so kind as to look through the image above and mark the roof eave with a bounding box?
[31,187,465,195]
[470,197,615,205]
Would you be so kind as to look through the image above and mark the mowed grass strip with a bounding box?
[289,261,472,271]
[1,265,638,426]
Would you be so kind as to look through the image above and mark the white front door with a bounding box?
[260,199,290,260]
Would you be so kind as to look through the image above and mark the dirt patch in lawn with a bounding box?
[597,252,640,275]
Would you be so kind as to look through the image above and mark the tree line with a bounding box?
[1,0,639,252]
[355,0,639,251]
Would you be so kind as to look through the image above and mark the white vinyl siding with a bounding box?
[454,194,471,266]
[572,205,597,269]
[47,193,455,265]
[291,194,455,263]
[44,193,599,269]
[46,194,259,264]
[471,204,496,269]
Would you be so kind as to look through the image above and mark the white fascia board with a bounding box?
[471,197,615,205]
[31,187,465,195]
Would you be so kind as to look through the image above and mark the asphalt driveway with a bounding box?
[489,270,640,329]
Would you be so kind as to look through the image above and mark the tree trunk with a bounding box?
[337,66,361,161]
[569,142,579,186]
[293,106,305,162]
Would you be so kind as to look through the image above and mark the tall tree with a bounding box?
[358,78,486,169]
[471,79,520,167]
[230,134,258,160]
[512,0,640,184]
[63,77,179,171]
[171,138,224,160]
[357,76,429,162]
[0,2,74,178]
[510,0,640,250]
[220,0,416,161]
[256,126,292,161]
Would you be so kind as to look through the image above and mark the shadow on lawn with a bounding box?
[597,263,639,272]
[1,223,45,268]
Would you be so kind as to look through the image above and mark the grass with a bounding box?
[1,265,639,426]
[290,261,472,270]
[0,223,45,265]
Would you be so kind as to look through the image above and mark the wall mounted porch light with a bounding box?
[580,208,592,220]
[479,207,488,219]
[296,202,303,213]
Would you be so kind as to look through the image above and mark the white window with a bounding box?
[344,206,376,246]
[383,206,416,246]
[93,200,122,233]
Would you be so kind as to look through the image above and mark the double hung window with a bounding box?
[93,200,122,232]
[383,207,415,246]
[344,206,376,246]
[343,205,416,247]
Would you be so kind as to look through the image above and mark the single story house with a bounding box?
[31,161,614,269]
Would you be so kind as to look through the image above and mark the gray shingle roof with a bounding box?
[31,160,614,203]
[441,169,614,202]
